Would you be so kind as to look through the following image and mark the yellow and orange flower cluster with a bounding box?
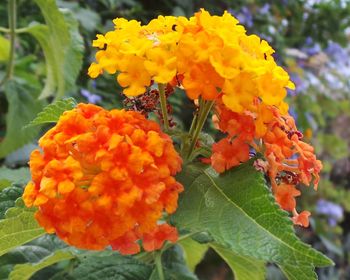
[88,9,322,227]
[23,104,183,253]
[88,9,294,115]
[212,101,322,227]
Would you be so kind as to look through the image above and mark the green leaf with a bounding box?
[172,163,333,279]
[0,35,10,62]
[28,0,84,99]
[210,243,265,280]
[0,81,43,158]
[0,235,68,280]
[149,246,198,280]
[163,245,198,280]
[0,167,30,190]
[179,238,208,271]
[70,255,152,279]
[9,250,75,280]
[279,264,318,280]
[26,98,77,127]
[0,207,45,257]
[0,184,23,219]
[25,24,58,99]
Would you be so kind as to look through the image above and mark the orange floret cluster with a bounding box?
[212,101,322,227]
[23,104,183,253]
[88,9,294,115]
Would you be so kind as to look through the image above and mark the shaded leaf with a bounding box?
[69,255,152,279]
[0,167,30,190]
[0,81,43,158]
[0,184,23,219]
[162,245,198,280]
[9,250,75,280]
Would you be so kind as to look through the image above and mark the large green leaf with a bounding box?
[9,250,75,280]
[28,0,84,99]
[0,81,43,158]
[69,255,152,279]
[210,243,265,280]
[0,207,45,257]
[172,163,333,279]
[26,98,77,127]
[25,24,59,99]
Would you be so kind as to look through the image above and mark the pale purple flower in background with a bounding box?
[230,7,253,28]
[302,37,321,56]
[289,73,308,95]
[326,41,347,62]
[324,73,342,90]
[81,89,102,104]
[259,3,270,15]
[316,199,344,227]
[288,106,298,121]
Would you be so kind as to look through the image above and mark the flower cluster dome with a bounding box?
[23,104,183,253]
[88,9,294,115]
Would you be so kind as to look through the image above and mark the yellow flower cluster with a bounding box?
[88,9,295,114]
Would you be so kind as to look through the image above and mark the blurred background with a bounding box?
[0,0,349,279]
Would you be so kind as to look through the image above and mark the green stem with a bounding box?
[155,250,165,280]
[188,107,199,138]
[0,0,17,87]
[158,83,170,130]
[186,100,214,160]
[0,26,28,33]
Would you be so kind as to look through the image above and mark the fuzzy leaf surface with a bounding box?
[172,163,333,279]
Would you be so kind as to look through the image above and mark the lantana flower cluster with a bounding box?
[88,9,321,227]
[23,104,183,253]
[23,9,323,254]
[212,101,322,226]
[88,9,294,113]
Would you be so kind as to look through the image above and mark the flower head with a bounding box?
[88,9,294,115]
[23,104,183,253]
[211,100,322,227]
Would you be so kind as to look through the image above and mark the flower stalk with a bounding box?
[158,83,170,130]
[186,99,214,160]
[155,251,165,280]
[0,0,17,87]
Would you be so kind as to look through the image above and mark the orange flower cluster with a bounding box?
[212,101,322,227]
[23,104,183,253]
[88,9,294,115]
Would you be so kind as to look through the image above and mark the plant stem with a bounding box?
[0,0,17,87]
[155,250,165,280]
[186,100,214,160]
[0,26,27,33]
[158,83,170,130]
